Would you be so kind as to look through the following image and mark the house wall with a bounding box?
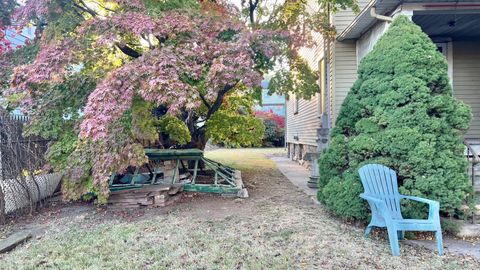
[286,96,320,164]
[333,0,371,34]
[285,97,320,147]
[356,21,389,62]
[329,0,370,124]
[285,0,372,163]
[285,0,325,164]
[452,41,480,139]
[286,38,323,150]
[331,41,357,123]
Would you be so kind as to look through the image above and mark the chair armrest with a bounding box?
[399,195,440,220]
[360,193,392,220]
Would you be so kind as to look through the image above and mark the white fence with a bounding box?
[1,173,61,214]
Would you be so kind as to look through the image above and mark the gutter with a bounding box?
[370,6,393,22]
[337,0,400,41]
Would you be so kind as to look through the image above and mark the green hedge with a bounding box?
[318,16,472,220]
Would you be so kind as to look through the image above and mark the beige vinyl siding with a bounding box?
[452,41,480,139]
[286,96,320,146]
[285,0,325,146]
[298,31,324,72]
[286,0,371,139]
[334,9,358,34]
[328,0,369,124]
[285,37,323,146]
[299,0,324,71]
[331,41,357,124]
[333,0,371,35]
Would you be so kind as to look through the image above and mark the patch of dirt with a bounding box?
[1,149,310,239]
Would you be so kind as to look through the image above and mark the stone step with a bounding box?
[0,231,32,253]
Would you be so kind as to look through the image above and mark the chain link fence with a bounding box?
[0,111,61,223]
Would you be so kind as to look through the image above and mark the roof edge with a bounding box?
[337,0,379,41]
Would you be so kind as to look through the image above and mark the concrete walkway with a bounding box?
[407,238,480,259]
[269,156,317,197]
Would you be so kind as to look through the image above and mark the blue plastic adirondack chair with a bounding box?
[358,164,443,256]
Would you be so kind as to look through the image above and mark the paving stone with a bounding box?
[0,231,32,253]
[269,156,317,197]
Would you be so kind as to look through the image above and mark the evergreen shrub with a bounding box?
[318,16,472,220]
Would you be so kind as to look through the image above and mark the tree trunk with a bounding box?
[187,129,208,150]
[249,0,259,26]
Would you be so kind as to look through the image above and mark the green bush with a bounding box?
[320,173,368,220]
[262,119,285,147]
[440,219,462,235]
[318,16,472,220]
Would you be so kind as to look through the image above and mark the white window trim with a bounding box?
[293,94,299,114]
[317,58,326,117]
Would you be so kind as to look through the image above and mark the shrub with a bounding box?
[255,110,285,128]
[318,16,472,220]
[262,119,285,147]
[440,219,462,235]
[255,110,285,147]
[320,173,368,220]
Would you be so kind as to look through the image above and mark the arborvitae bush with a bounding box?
[318,16,472,220]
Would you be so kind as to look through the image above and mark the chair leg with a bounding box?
[397,230,404,240]
[387,227,400,256]
[364,225,373,238]
[435,230,444,256]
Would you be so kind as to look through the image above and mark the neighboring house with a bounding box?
[286,0,480,173]
[256,80,286,116]
[3,26,35,48]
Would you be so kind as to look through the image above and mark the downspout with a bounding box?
[370,6,393,22]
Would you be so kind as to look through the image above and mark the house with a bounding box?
[255,80,286,117]
[286,0,480,179]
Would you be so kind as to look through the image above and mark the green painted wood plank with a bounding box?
[183,184,240,195]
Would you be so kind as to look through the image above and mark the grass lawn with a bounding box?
[0,148,479,269]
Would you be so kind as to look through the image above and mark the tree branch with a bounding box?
[155,35,168,45]
[248,0,260,26]
[115,42,141,58]
[199,93,212,110]
[205,82,238,120]
[74,1,97,17]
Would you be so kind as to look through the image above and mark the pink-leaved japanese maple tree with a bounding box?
[1,0,285,201]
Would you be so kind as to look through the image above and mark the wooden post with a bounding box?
[108,173,116,186]
[131,168,140,185]
[150,169,158,184]
[192,160,199,184]
[172,159,180,184]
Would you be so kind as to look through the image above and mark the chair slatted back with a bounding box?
[358,164,402,219]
